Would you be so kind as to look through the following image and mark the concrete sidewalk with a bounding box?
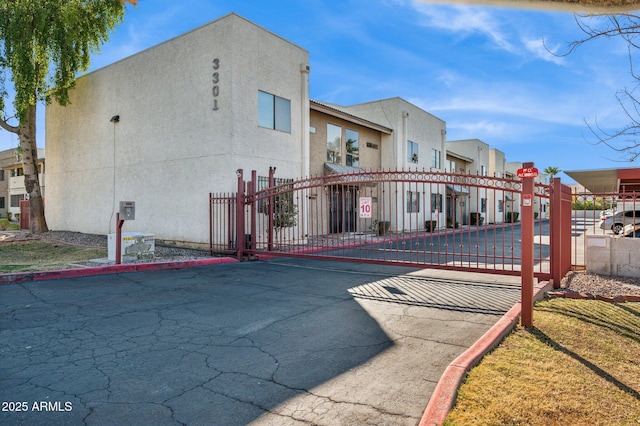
[1,258,535,425]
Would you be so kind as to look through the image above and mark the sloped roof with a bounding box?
[311,100,393,134]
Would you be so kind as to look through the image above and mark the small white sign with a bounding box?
[522,194,532,207]
[359,197,372,218]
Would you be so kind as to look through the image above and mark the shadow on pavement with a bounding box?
[0,260,408,425]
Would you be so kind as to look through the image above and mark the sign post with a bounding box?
[520,163,536,327]
[115,201,135,265]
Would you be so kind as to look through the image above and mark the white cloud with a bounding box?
[410,1,576,65]
[522,37,565,65]
[412,2,518,53]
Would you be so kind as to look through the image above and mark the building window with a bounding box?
[431,149,441,169]
[481,198,487,213]
[480,165,487,176]
[407,191,420,213]
[346,129,359,167]
[447,160,456,173]
[408,141,418,163]
[498,199,504,213]
[258,90,291,132]
[0,170,4,181]
[11,167,24,177]
[431,193,442,212]
[0,197,4,209]
[327,124,342,164]
[10,194,25,208]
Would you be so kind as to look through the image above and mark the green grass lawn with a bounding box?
[0,240,107,273]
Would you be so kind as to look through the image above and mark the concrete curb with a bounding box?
[419,280,553,426]
[0,257,238,285]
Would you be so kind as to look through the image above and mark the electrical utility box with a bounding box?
[119,201,135,220]
[108,232,155,262]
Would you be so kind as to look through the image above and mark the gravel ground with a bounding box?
[2,230,640,297]
[559,270,640,298]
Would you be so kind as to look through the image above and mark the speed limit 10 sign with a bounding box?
[359,197,372,218]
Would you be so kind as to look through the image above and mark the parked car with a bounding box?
[599,209,615,220]
[599,210,640,234]
[621,224,640,238]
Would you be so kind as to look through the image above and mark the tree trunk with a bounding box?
[19,104,49,234]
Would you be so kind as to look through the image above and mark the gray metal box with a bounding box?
[119,201,135,220]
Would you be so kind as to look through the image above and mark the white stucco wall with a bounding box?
[489,148,506,224]
[46,14,309,244]
[447,139,490,223]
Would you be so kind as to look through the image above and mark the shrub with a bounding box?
[506,212,520,223]
[0,218,19,231]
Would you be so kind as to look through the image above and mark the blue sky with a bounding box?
[1,0,638,181]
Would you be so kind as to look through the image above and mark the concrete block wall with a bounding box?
[586,235,640,278]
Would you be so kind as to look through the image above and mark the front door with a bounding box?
[329,185,357,234]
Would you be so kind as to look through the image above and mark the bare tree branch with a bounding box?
[557,13,640,162]
[0,114,18,134]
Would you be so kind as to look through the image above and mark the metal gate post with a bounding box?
[550,177,561,288]
[268,167,275,251]
[209,193,213,255]
[550,177,571,287]
[520,162,535,328]
[249,170,257,252]
[236,169,245,260]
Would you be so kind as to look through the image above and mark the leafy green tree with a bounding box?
[0,0,136,233]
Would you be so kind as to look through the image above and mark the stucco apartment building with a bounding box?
[311,98,448,232]
[46,13,455,245]
[445,140,548,225]
[46,13,309,244]
[0,148,45,220]
[46,12,535,245]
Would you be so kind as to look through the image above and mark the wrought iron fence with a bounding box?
[209,168,555,279]
[570,189,640,269]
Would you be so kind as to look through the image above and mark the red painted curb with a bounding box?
[419,281,551,426]
[0,257,238,285]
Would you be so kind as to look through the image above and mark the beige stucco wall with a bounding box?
[308,109,386,235]
[46,14,309,244]
[309,110,384,177]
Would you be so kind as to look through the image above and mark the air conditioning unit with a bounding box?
[108,232,155,262]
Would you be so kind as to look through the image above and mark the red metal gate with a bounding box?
[210,168,572,281]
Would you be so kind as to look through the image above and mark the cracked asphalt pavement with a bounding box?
[0,258,521,425]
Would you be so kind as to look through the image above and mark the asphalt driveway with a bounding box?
[0,258,521,425]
